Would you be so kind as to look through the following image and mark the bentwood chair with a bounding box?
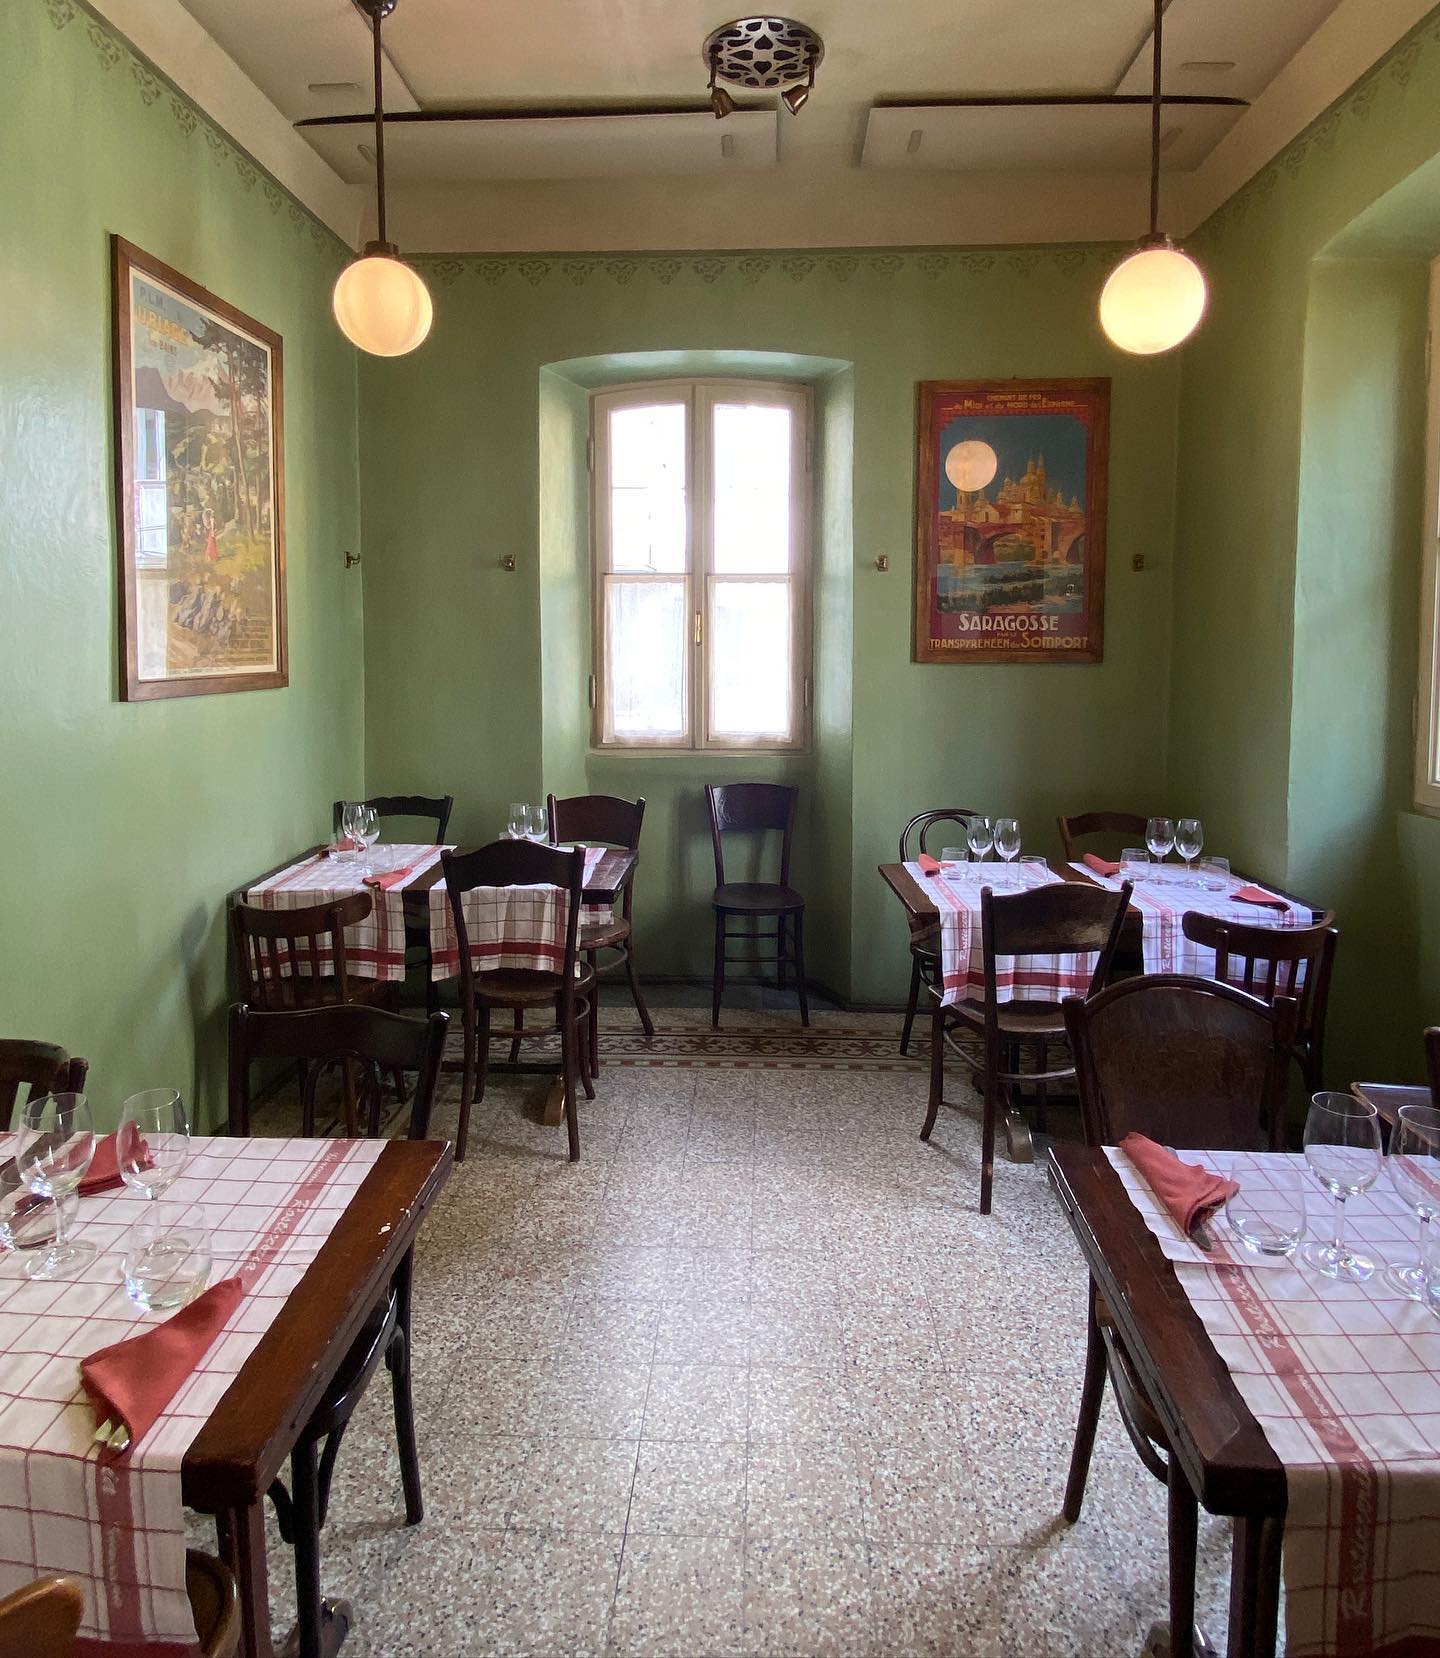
[442,841,593,1162]
[1056,811,1147,863]
[548,793,654,1076]
[923,880,1131,1213]
[0,1558,237,1658]
[1180,909,1337,1092]
[228,1003,446,1658]
[0,1040,88,1117]
[897,808,983,1055]
[1426,1027,1440,1107]
[332,793,454,844]
[706,783,808,1028]
[1060,976,1297,1658]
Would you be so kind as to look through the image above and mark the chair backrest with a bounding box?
[333,793,454,843]
[228,1002,448,1139]
[1063,974,1298,1152]
[705,783,798,887]
[1425,1027,1440,1109]
[230,893,373,1011]
[979,881,1132,1021]
[899,807,983,862]
[548,794,644,919]
[0,1041,88,1121]
[1179,910,1337,1043]
[0,1575,84,1657]
[440,841,585,996]
[1056,811,1148,862]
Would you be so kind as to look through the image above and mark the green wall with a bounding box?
[360,251,1181,1002]
[1,0,364,1125]
[1170,7,1440,1083]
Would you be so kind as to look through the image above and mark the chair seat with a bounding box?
[470,964,596,1007]
[712,882,805,915]
[948,997,1068,1040]
[580,917,631,952]
[185,1551,240,1658]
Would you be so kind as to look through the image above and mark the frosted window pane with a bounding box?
[710,581,791,738]
[609,404,687,572]
[606,579,686,739]
[713,403,792,574]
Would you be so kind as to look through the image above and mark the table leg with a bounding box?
[217,1501,274,1658]
[1225,1514,1282,1658]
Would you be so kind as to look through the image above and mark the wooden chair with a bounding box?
[706,783,808,1028]
[897,808,983,1055]
[0,1576,82,1656]
[0,1040,88,1117]
[1060,976,1297,1658]
[442,841,593,1162]
[332,793,454,843]
[1056,811,1147,863]
[548,793,654,1077]
[185,1551,241,1658]
[922,880,1131,1213]
[1426,1027,1440,1107]
[1180,909,1337,1091]
[227,1002,446,1658]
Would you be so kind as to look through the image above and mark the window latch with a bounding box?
[694,610,703,646]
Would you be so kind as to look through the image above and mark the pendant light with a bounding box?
[1099,0,1207,355]
[332,0,433,357]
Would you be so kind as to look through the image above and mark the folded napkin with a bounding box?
[1119,1132,1238,1238]
[80,1276,244,1456]
[915,853,942,876]
[1083,853,1121,877]
[1232,884,1287,909]
[364,864,417,892]
[81,1131,151,1196]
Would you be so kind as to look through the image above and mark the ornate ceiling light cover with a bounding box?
[703,16,824,103]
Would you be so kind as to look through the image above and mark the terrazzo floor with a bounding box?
[222,1004,1240,1657]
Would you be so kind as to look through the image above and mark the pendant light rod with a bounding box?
[1148,0,1163,239]
[372,6,387,245]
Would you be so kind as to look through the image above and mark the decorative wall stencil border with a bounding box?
[41,0,347,260]
[411,245,1117,290]
[1200,0,1440,246]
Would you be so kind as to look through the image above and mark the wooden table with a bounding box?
[184,1139,453,1658]
[1048,1145,1286,1658]
[1351,1079,1428,1130]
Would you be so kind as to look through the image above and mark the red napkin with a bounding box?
[915,853,942,876]
[80,1132,151,1196]
[1232,885,1287,909]
[1083,853,1121,877]
[364,864,417,892]
[1119,1132,1238,1238]
[80,1276,244,1455]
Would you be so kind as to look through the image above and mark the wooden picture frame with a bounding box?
[913,378,1109,665]
[112,235,287,700]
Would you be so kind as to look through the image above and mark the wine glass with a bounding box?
[1385,1102,1440,1300]
[355,804,380,874]
[1175,818,1204,884]
[994,818,1021,863]
[1301,1092,1382,1282]
[506,802,527,839]
[966,815,994,862]
[1146,817,1175,865]
[117,1089,190,1205]
[16,1092,96,1279]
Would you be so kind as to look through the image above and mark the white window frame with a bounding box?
[589,378,812,753]
[1416,259,1440,813]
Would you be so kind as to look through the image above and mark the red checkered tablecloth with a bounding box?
[1108,1145,1440,1658]
[0,1134,385,1655]
[429,845,605,980]
[245,844,446,983]
[905,860,1095,1008]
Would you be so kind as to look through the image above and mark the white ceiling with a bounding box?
[177,0,1346,186]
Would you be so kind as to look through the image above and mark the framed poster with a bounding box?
[913,378,1109,665]
[112,235,286,700]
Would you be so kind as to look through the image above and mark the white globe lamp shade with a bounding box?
[1099,242,1207,355]
[332,246,433,357]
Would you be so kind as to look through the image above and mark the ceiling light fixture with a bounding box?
[1099,0,1207,356]
[703,16,823,120]
[331,0,433,358]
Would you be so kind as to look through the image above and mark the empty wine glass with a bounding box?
[1146,817,1175,864]
[338,801,363,859]
[1385,1102,1440,1300]
[1175,818,1204,884]
[966,815,994,862]
[16,1092,96,1279]
[994,818,1021,862]
[117,1089,190,1204]
[506,802,527,839]
[1301,1092,1382,1282]
[355,804,380,874]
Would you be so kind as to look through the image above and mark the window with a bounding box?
[1418,259,1440,813]
[590,379,811,750]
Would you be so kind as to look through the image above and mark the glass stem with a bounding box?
[1333,1192,1349,1262]
[1420,1210,1431,1274]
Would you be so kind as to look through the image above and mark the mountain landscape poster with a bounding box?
[913,378,1108,665]
[112,237,286,699]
